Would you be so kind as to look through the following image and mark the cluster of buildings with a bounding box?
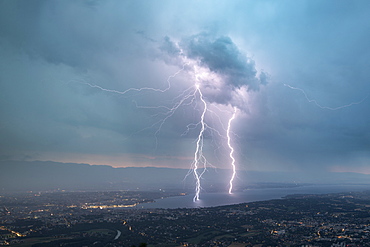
[1,190,370,246]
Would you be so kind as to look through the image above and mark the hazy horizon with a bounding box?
[2,160,370,194]
[1,1,370,194]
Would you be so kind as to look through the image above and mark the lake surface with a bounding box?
[137,184,370,209]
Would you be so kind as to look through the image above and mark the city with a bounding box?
[2,190,370,246]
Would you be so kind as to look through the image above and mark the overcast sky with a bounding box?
[1,0,370,174]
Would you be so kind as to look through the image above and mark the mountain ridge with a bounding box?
[1,160,370,192]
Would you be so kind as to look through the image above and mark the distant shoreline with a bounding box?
[137,184,370,209]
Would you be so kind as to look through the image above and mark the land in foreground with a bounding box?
[2,190,370,246]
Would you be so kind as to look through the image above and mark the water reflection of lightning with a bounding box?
[227,107,237,194]
[284,84,368,110]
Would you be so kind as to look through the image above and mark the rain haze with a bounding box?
[1,0,370,192]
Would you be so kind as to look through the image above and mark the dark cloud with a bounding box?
[183,33,265,90]
[160,33,267,91]
[160,36,181,56]
[159,33,268,108]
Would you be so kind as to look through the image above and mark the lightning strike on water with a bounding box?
[284,84,369,110]
[192,83,208,201]
[227,107,237,194]
[80,64,216,201]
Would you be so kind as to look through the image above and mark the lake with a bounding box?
[137,184,370,209]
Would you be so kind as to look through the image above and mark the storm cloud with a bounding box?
[160,33,268,108]
[183,33,266,90]
[0,0,370,177]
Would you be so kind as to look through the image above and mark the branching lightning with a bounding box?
[227,107,237,194]
[284,84,369,110]
[79,64,220,200]
[192,83,208,201]
[78,57,245,201]
[81,63,189,96]
[74,26,367,202]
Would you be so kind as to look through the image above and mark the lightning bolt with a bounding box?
[284,84,368,110]
[192,83,208,201]
[79,64,214,200]
[80,63,189,95]
[227,107,237,194]
[77,61,241,201]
